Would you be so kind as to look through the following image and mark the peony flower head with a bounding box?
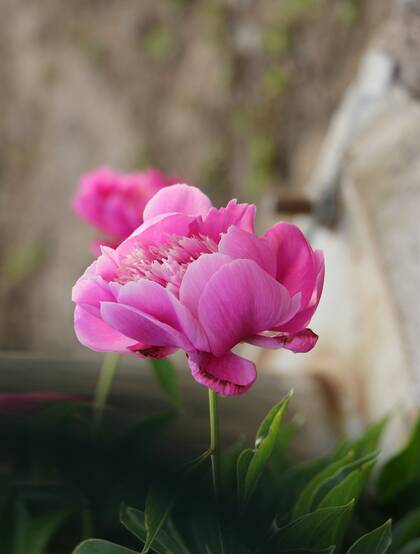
[72,166,177,252]
[73,185,324,396]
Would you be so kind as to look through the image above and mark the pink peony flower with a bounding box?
[72,185,324,396]
[72,167,177,252]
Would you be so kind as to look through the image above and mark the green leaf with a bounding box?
[399,539,420,554]
[188,508,221,554]
[314,454,377,508]
[270,423,296,473]
[268,501,354,551]
[220,441,243,499]
[236,448,254,505]
[150,359,182,409]
[13,499,70,554]
[243,392,291,504]
[120,506,188,554]
[294,449,377,518]
[143,483,176,553]
[336,417,388,459]
[349,417,388,457]
[318,460,375,509]
[128,449,210,553]
[346,520,392,553]
[378,419,420,504]
[23,512,70,554]
[277,546,335,554]
[292,451,354,518]
[255,393,292,447]
[73,540,138,554]
[392,509,420,550]
[275,456,332,521]
[178,448,212,477]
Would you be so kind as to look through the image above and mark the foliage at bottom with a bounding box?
[70,396,420,554]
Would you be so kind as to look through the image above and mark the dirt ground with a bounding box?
[0,0,392,354]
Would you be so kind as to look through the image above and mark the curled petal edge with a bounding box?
[128,342,178,359]
[188,351,257,397]
[247,328,318,353]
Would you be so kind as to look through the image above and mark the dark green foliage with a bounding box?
[74,540,138,554]
[392,509,420,551]
[378,420,420,508]
[346,520,392,554]
[72,395,420,553]
[0,400,177,553]
[4,392,420,553]
[120,506,188,554]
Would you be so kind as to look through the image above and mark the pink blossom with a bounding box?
[73,185,324,396]
[72,167,177,252]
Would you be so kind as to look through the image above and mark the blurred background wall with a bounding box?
[4,0,420,455]
[0,0,392,354]
[259,0,420,452]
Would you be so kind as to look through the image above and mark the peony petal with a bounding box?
[179,253,232,316]
[101,194,133,238]
[247,328,318,353]
[91,239,119,256]
[143,184,212,221]
[188,351,257,396]
[265,222,317,307]
[72,169,104,225]
[278,250,325,333]
[218,226,276,276]
[72,166,176,246]
[74,305,135,353]
[96,246,120,280]
[117,280,209,351]
[198,199,256,242]
[72,275,115,307]
[117,213,196,259]
[100,302,192,351]
[198,259,297,356]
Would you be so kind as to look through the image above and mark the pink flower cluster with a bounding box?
[72,167,177,252]
[73,184,324,396]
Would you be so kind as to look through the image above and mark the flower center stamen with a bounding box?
[116,233,217,296]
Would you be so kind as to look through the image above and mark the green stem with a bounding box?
[92,352,120,437]
[208,389,226,554]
